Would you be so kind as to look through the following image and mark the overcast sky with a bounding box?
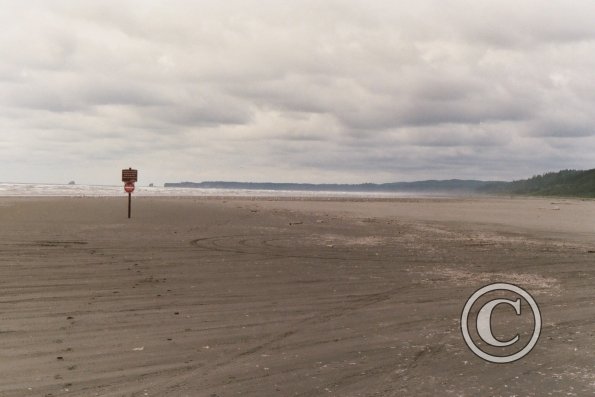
[2,0,595,185]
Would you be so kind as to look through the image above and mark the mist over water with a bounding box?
[0,183,434,198]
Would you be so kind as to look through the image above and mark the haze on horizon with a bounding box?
[2,0,595,186]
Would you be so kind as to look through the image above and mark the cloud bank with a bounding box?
[1,0,595,184]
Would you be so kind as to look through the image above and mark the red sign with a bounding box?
[124,182,135,193]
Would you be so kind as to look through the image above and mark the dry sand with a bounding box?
[0,196,594,396]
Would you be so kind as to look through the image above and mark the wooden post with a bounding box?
[128,192,132,219]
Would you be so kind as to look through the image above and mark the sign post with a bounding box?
[122,168,138,219]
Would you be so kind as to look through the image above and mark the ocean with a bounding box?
[0,183,428,198]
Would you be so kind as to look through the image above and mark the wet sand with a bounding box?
[0,196,594,396]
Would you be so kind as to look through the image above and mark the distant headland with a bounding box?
[165,169,595,198]
[165,179,490,193]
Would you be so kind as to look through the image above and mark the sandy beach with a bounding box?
[0,196,594,397]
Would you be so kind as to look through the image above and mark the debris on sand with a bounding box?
[418,267,559,292]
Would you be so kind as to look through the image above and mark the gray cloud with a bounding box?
[1,0,595,184]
